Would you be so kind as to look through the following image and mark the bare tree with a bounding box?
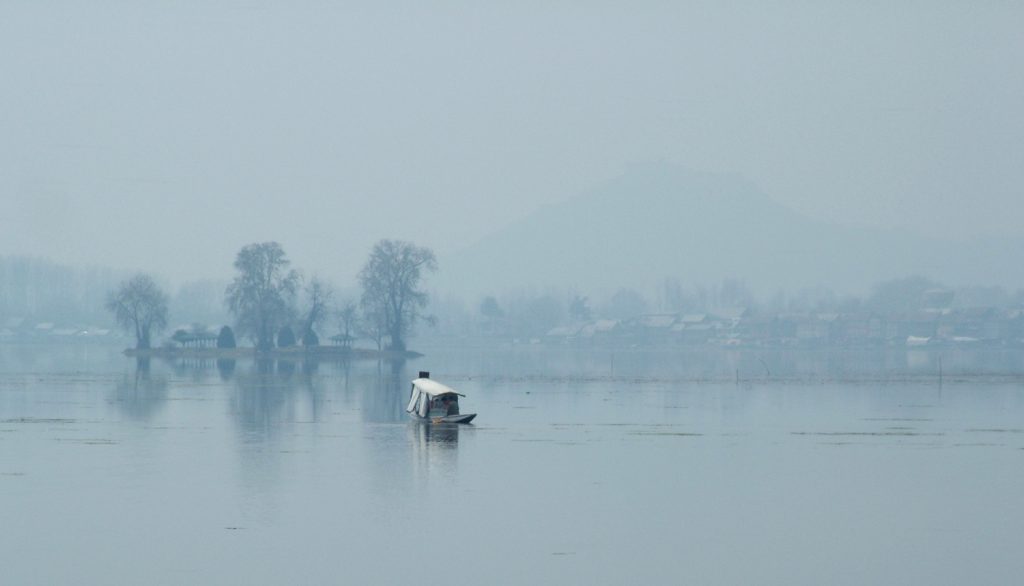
[336,300,359,349]
[300,277,333,346]
[359,303,387,352]
[358,239,437,352]
[106,274,169,349]
[225,242,299,351]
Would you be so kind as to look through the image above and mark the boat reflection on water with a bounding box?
[409,420,461,481]
[415,421,460,445]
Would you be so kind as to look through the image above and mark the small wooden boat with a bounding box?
[406,372,476,424]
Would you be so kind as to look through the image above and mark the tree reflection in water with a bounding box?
[232,358,296,437]
[216,358,236,381]
[360,359,410,423]
[112,357,168,420]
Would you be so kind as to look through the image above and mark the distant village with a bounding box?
[5,291,1024,350]
[479,288,1024,349]
[530,306,1024,348]
[8,304,1024,349]
[3,253,1024,351]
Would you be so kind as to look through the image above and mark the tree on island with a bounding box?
[358,239,437,352]
[300,276,333,347]
[277,325,296,348]
[106,274,169,350]
[335,300,359,349]
[225,242,299,351]
[359,302,387,351]
[217,325,236,348]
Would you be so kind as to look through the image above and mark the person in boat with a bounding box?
[441,395,459,416]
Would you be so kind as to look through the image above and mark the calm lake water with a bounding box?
[2,344,1023,585]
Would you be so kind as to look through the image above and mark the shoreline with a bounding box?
[123,346,422,360]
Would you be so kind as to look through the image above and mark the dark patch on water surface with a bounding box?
[54,438,118,445]
[3,417,76,424]
[511,438,557,443]
[965,428,1024,434]
[863,418,933,422]
[628,431,703,437]
[792,431,944,437]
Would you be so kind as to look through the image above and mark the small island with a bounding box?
[123,345,421,360]
[108,240,436,361]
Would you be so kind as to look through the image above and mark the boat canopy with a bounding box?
[411,378,465,398]
[407,378,465,417]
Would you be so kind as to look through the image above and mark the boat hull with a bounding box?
[412,413,477,424]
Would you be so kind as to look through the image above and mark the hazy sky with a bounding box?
[3,1,1022,286]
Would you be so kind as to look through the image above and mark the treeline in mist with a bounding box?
[424,276,1024,346]
[5,250,1024,349]
[0,256,227,334]
[101,240,435,352]
[0,256,121,325]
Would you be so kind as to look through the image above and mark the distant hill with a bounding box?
[439,163,1024,296]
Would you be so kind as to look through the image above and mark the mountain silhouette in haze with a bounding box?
[440,163,1023,296]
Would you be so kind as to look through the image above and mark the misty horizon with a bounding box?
[5,160,1024,296]
[3,2,1022,292]
[4,5,1024,584]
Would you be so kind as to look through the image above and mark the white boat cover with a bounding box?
[407,378,465,417]
[411,378,464,397]
[406,388,420,413]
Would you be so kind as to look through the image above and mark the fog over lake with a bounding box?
[2,2,1023,584]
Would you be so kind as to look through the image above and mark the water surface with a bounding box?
[1,344,1022,585]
